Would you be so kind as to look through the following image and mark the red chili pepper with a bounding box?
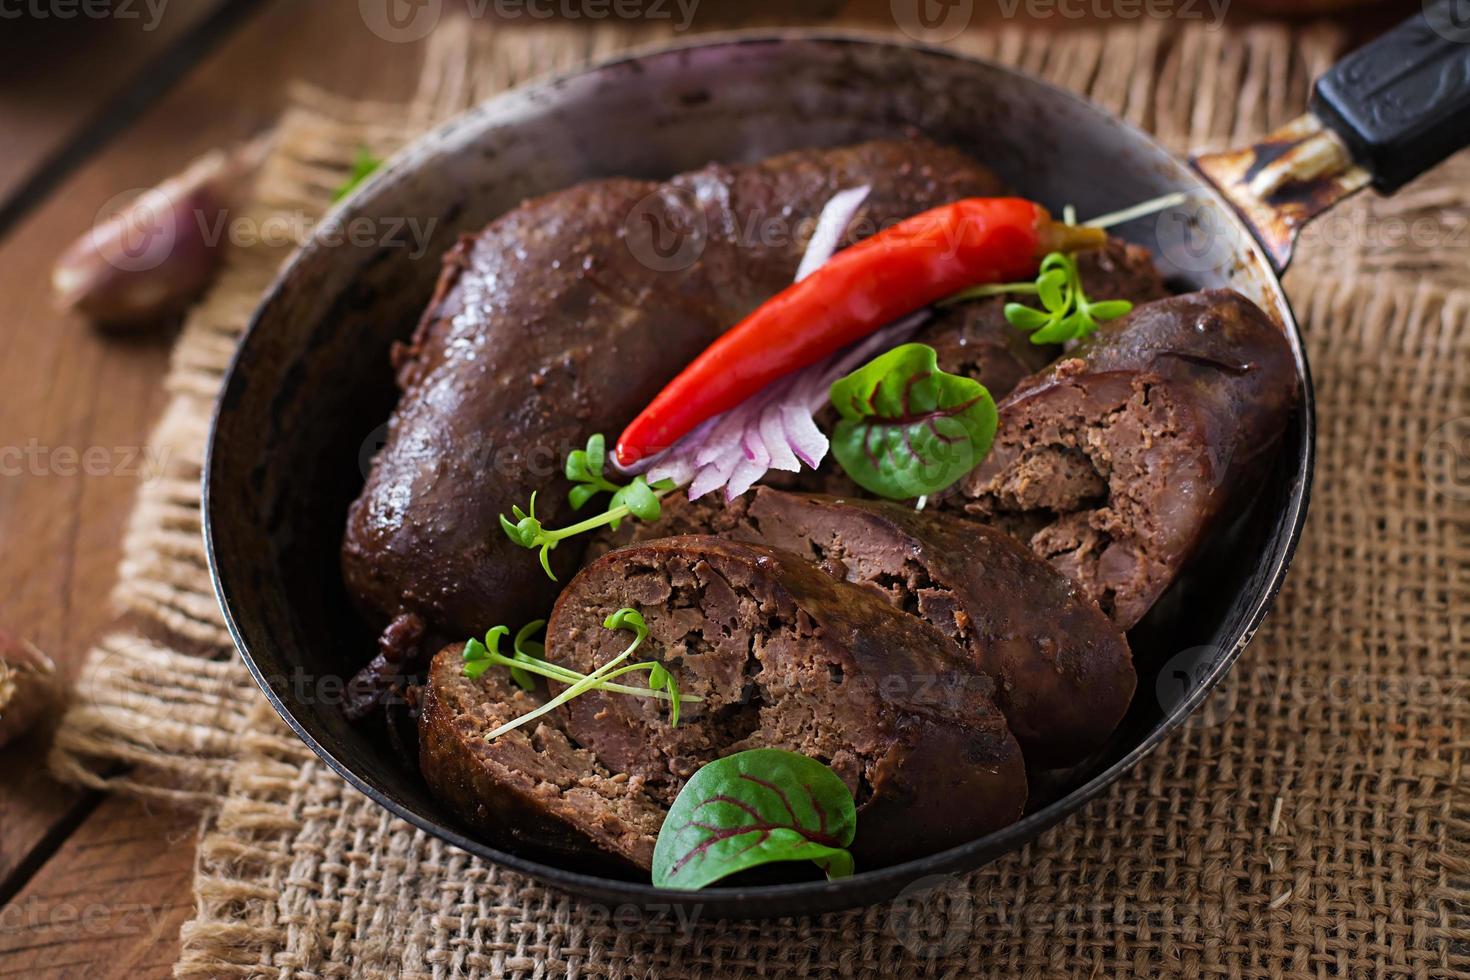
[614,198,1105,468]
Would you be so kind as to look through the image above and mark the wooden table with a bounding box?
[0,4,438,974]
[0,1,1382,975]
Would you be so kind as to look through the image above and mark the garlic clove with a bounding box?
[52,136,269,331]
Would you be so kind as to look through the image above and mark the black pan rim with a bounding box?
[203,30,1317,918]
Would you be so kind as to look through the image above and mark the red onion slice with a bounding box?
[795,185,870,282]
[630,187,927,503]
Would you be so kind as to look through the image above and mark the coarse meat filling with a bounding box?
[418,650,666,870]
[543,536,1028,866]
[553,548,936,803]
[949,290,1298,628]
[595,489,1135,767]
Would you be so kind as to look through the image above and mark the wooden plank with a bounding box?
[0,795,198,980]
[0,0,430,941]
[0,0,239,224]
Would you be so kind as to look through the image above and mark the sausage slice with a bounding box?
[419,649,664,871]
[590,488,1135,767]
[544,536,1027,867]
[945,289,1299,628]
[740,489,1134,767]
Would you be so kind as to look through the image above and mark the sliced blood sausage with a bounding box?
[544,536,1027,867]
[945,289,1299,628]
[589,488,1134,767]
[739,489,1134,767]
[419,647,665,871]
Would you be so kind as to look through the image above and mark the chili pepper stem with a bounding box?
[1036,220,1107,255]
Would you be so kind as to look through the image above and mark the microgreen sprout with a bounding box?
[332,147,383,202]
[501,435,677,580]
[941,251,1133,345]
[564,433,622,511]
[464,608,698,740]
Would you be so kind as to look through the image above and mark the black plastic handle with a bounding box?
[1311,0,1470,194]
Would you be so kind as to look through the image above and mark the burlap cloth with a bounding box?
[48,15,1470,979]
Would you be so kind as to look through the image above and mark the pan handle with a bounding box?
[1314,2,1470,194]
[1192,0,1470,273]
